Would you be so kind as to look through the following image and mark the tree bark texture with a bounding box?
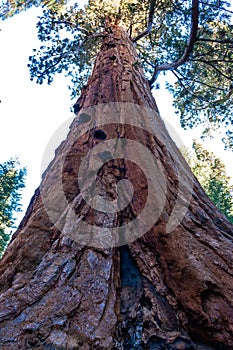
[0,26,233,350]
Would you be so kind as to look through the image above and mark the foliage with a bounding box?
[0,0,233,148]
[0,159,26,257]
[0,0,67,18]
[183,141,233,223]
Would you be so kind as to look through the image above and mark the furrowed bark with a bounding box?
[0,25,232,350]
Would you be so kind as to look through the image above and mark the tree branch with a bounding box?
[52,20,90,35]
[174,68,225,92]
[36,31,107,80]
[200,1,233,15]
[191,59,232,80]
[197,37,233,44]
[171,70,205,109]
[149,0,199,87]
[132,0,156,42]
[212,88,233,105]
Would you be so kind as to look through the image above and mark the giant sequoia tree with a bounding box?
[0,1,233,349]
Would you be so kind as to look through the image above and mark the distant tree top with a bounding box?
[0,158,26,257]
[183,141,233,223]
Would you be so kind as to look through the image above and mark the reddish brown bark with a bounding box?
[0,26,233,350]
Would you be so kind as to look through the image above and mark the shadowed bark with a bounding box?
[0,25,233,350]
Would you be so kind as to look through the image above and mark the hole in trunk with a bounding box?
[109,55,117,61]
[94,129,107,140]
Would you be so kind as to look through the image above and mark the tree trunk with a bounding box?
[0,25,233,350]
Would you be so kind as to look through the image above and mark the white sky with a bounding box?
[0,4,232,225]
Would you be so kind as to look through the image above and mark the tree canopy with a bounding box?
[183,141,233,223]
[0,159,26,257]
[1,0,233,149]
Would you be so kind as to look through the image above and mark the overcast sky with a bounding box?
[0,4,232,225]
